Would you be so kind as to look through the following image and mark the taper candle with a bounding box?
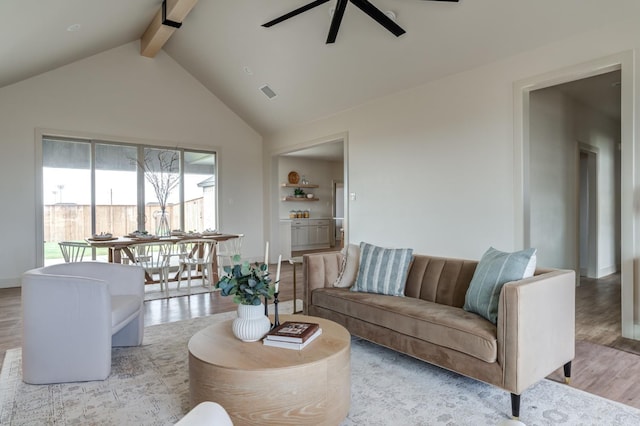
[264,241,269,269]
[275,254,282,292]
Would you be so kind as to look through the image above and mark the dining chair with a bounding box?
[216,234,244,276]
[131,242,173,295]
[58,241,90,262]
[177,239,216,294]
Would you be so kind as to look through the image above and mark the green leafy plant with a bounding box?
[294,188,305,197]
[216,255,274,305]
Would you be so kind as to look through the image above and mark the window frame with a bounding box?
[35,131,218,266]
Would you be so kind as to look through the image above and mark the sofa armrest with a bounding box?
[497,269,575,394]
[302,252,343,313]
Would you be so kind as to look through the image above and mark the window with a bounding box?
[41,137,217,265]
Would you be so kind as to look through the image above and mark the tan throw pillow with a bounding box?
[333,243,360,288]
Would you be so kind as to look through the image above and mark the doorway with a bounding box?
[271,136,348,259]
[578,146,598,280]
[332,180,344,248]
[515,53,633,338]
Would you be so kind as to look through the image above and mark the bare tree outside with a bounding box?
[137,149,180,236]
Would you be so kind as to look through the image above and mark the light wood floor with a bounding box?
[2,265,640,409]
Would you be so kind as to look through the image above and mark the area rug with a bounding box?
[2,305,640,425]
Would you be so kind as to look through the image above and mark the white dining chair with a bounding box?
[216,234,244,276]
[131,242,173,295]
[177,239,216,294]
[58,241,90,262]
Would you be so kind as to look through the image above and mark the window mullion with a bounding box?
[137,146,146,231]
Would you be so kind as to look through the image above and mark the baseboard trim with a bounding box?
[0,277,20,289]
[597,265,618,278]
[634,324,640,340]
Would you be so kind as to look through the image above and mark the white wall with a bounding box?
[529,88,620,275]
[263,16,640,326]
[573,100,621,277]
[0,42,263,287]
[529,89,576,270]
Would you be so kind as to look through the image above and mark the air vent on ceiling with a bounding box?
[259,84,277,100]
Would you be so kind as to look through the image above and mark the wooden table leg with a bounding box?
[211,243,220,284]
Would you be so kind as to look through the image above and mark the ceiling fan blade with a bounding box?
[262,0,331,28]
[326,0,349,44]
[350,0,405,37]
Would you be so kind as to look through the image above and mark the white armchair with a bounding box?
[21,261,145,384]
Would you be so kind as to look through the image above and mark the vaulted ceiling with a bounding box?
[2,0,637,135]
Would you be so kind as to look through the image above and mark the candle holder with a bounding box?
[264,295,269,317]
[272,289,281,328]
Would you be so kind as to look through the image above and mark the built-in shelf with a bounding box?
[282,197,319,201]
[281,183,319,188]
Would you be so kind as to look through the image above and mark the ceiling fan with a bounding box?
[262,0,460,44]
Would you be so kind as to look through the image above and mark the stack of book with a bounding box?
[263,321,322,350]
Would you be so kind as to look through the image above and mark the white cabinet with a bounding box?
[308,219,330,246]
[290,219,331,250]
[291,221,308,247]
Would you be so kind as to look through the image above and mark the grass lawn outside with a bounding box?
[44,241,108,262]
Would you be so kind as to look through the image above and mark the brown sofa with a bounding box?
[302,251,575,419]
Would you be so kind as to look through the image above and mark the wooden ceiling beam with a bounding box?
[140,0,198,58]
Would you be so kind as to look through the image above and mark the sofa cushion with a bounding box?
[314,288,498,363]
[333,243,360,288]
[111,295,142,334]
[352,242,413,296]
[463,247,537,324]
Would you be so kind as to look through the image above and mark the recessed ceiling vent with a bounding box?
[259,84,278,100]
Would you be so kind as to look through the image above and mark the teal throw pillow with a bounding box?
[351,242,413,296]
[463,247,537,324]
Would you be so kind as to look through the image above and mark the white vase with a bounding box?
[232,303,271,342]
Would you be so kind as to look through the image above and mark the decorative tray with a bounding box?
[88,235,117,242]
[127,231,150,238]
[131,235,160,241]
[183,232,202,238]
[288,171,300,184]
[89,233,114,241]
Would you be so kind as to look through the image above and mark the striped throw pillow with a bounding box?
[463,247,537,324]
[351,242,413,296]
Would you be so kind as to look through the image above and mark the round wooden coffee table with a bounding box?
[188,314,351,425]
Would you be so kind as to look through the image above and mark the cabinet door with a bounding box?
[307,225,318,245]
[308,224,330,246]
[316,225,330,245]
[291,226,308,248]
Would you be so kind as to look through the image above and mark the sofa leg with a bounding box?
[563,361,572,384]
[511,393,520,419]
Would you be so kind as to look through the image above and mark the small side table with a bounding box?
[289,256,303,314]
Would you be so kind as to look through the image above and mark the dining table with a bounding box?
[86,233,241,284]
